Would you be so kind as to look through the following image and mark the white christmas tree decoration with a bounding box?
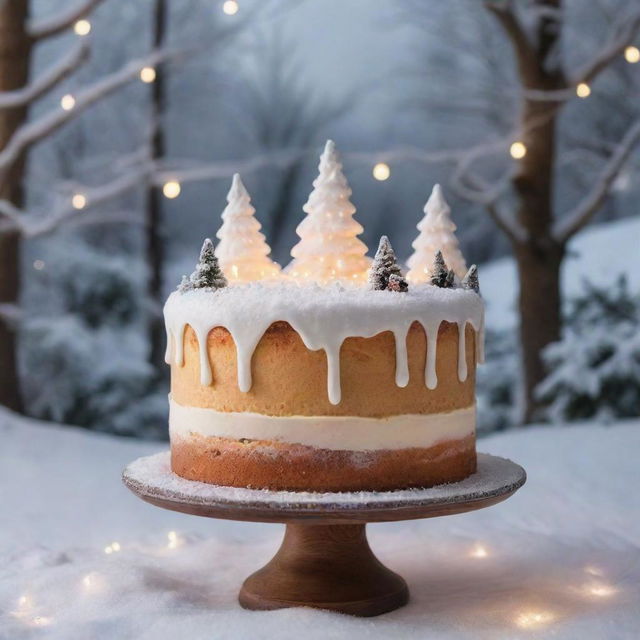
[215,174,280,282]
[288,140,370,284]
[406,184,467,283]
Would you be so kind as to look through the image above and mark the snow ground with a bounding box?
[481,216,640,330]
[1,409,639,639]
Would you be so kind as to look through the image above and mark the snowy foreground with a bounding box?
[1,410,639,640]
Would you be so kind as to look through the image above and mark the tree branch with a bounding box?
[571,9,640,86]
[0,40,89,109]
[554,118,640,243]
[28,0,104,40]
[449,162,527,244]
[485,1,537,76]
[0,48,180,178]
[0,162,151,237]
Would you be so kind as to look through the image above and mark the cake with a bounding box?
[165,141,484,492]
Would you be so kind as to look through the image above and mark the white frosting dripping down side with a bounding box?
[169,398,476,451]
[164,282,484,405]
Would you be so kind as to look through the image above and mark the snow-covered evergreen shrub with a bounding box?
[536,276,640,422]
[22,239,167,439]
[476,328,519,433]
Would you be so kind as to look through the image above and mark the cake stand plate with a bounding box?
[123,452,525,617]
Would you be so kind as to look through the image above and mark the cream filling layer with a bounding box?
[169,398,475,452]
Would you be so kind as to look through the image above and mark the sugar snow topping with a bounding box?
[164,281,484,405]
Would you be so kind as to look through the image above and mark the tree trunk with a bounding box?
[514,240,564,423]
[511,95,563,422]
[145,0,167,372]
[507,0,565,423]
[0,0,32,412]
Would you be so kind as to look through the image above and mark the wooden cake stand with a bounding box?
[123,452,526,617]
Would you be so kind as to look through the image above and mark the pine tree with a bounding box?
[369,236,401,289]
[178,274,192,293]
[186,239,227,290]
[288,140,369,283]
[445,268,455,289]
[462,265,480,293]
[430,250,449,287]
[368,235,408,292]
[215,174,280,282]
[406,184,467,283]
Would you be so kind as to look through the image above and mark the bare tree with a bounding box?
[402,0,640,422]
[146,0,168,372]
[0,0,178,411]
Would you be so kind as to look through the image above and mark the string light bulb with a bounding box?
[222,0,239,15]
[510,141,527,159]
[162,180,181,199]
[72,193,87,210]
[60,94,76,111]
[585,582,616,598]
[73,19,91,36]
[576,83,591,98]
[469,543,488,558]
[515,610,554,629]
[625,46,640,63]
[140,66,156,83]
[372,162,390,181]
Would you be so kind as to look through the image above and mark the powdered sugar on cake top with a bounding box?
[164,281,484,404]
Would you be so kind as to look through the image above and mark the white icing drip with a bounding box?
[392,327,410,388]
[164,282,484,402]
[169,398,476,451]
[458,321,468,382]
[424,322,441,390]
[325,344,342,405]
[477,312,486,364]
[194,326,212,385]
[173,323,186,367]
[164,325,172,364]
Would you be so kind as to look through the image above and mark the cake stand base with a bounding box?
[239,523,408,616]
[123,452,525,617]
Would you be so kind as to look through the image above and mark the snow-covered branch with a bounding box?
[554,118,640,243]
[0,48,179,179]
[0,40,89,110]
[28,0,104,40]
[450,160,527,244]
[571,9,640,86]
[23,166,153,237]
[485,1,536,73]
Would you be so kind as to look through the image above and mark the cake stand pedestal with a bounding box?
[123,452,525,617]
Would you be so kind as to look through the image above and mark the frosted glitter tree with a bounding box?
[215,174,280,282]
[406,184,467,283]
[184,238,227,290]
[288,140,369,284]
